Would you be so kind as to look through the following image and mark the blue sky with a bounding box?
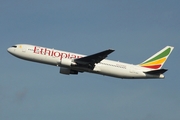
[1,1,180,120]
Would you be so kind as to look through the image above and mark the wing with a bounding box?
[74,49,114,69]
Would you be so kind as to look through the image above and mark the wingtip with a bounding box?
[109,49,115,51]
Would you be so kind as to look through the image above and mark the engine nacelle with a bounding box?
[60,67,78,75]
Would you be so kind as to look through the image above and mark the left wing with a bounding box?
[74,49,114,69]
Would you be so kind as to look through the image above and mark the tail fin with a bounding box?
[139,46,174,69]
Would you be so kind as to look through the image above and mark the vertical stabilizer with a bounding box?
[139,46,174,69]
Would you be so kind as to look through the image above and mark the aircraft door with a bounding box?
[21,45,26,52]
[130,66,138,74]
[130,66,134,73]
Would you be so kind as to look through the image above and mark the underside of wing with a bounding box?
[74,49,114,69]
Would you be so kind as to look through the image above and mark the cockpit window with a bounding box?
[12,46,17,48]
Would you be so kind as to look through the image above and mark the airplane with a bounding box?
[7,44,174,79]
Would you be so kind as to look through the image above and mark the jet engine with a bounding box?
[60,67,78,75]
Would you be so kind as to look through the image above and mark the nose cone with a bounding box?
[7,47,12,53]
[7,47,15,54]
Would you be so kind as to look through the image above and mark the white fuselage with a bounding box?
[7,44,164,79]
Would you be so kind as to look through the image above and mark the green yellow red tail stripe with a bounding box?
[139,46,174,69]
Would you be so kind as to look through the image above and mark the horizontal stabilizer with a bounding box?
[144,69,168,75]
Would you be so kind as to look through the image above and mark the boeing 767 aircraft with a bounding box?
[7,44,174,79]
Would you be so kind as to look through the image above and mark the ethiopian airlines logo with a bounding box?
[33,46,82,60]
[140,47,171,69]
